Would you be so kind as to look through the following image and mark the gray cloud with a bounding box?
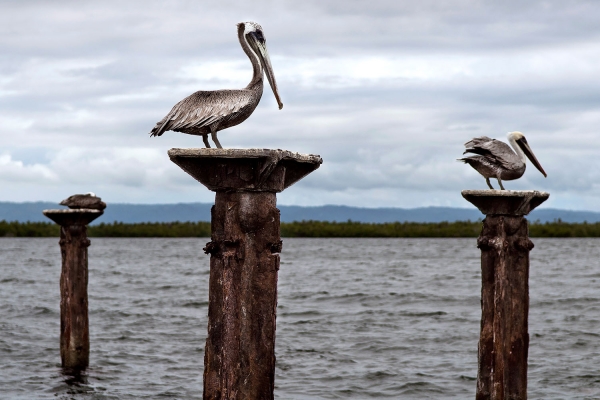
[0,0,599,210]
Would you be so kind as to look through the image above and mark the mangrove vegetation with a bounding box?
[2,219,600,238]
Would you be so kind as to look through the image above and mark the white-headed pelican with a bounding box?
[149,22,282,148]
[459,131,547,190]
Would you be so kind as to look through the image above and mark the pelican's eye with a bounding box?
[250,30,265,43]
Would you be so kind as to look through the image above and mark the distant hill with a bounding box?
[1,201,600,224]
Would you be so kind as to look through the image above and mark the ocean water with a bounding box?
[0,238,599,399]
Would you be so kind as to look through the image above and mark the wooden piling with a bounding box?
[168,148,322,400]
[43,209,103,373]
[462,190,549,400]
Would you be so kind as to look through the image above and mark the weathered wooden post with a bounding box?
[43,204,104,373]
[168,148,321,400]
[462,190,549,400]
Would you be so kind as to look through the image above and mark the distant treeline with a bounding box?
[2,219,600,238]
[0,221,211,238]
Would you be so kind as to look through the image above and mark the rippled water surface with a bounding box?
[1,238,599,399]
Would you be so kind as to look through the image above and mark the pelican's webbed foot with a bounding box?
[485,178,494,190]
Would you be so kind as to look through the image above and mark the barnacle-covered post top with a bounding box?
[43,194,105,374]
[168,148,323,192]
[168,147,321,399]
[462,189,549,399]
[461,189,549,216]
[43,208,104,226]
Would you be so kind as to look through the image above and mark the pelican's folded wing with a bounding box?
[150,90,251,136]
[463,136,495,155]
[463,136,517,169]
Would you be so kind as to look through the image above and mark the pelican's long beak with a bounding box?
[248,33,283,109]
[516,137,547,177]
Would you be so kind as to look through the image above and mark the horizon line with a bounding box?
[0,200,598,213]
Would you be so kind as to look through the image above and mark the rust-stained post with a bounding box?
[43,208,103,373]
[168,148,322,400]
[462,190,549,400]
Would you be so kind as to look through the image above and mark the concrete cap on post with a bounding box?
[168,148,323,192]
[43,209,104,226]
[461,189,550,216]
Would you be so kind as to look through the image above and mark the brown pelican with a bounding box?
[149,21,283,148]
[458,131,547,190]
[60,192,106,210]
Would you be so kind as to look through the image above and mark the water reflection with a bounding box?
[63,370,88,386]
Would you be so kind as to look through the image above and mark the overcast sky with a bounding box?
[1,0,599,210]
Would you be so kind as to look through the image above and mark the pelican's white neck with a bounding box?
[507,132,527,163]
[237,23,263,88]
[242,34,263,73]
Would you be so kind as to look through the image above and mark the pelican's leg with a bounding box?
[485,178,494,190]
[496,178,505,190]
[202,134,211,148]
[211,129,223,149]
